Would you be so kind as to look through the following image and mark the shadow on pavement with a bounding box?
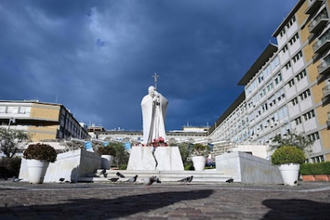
[261,198,330,220]
[1,189,213,219]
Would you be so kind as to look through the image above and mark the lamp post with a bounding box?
[8,118,16,130]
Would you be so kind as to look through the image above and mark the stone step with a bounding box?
[79,169,233,183]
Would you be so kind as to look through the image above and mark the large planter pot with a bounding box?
[278,164,300,186]
[191,156,206,171]
[101,155,114,169]
[314,175,329,182]
[26,159,49,184]
[302,175,315,182]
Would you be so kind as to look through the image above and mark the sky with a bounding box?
[0,0,298,131]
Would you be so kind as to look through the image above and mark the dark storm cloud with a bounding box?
[0,0,297,131]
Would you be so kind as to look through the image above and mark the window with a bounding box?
[260,88,266,98]
[308,132,320,141]
[267,82,274,92]
[288,79,295,87]
[292,51,303,63]
[7,106,19,114]
[291,97,299,106]
[263,65,271,78]
[282,45,288,53]
[303,110,315,121]
[277,88,285,101]
[295,117,302,125]
[274,73,282,85]
[262,102,268,112]
[289,33,299,46]
[296,70,307,81]
[286,16,296,28]
[0,106,6,113]
[300,89,311,101]
[285,61,291,70]
[271,56,280,70]
[280,29,286,37]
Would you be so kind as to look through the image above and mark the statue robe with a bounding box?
[141,91,168,145]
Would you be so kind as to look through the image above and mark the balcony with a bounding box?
[308,11,328,33]
[317,56,330,75]
[322,85,330,104]
[327,112,330,129]
[313,32,330,54]
[322,85,330,98]
[305,0,323,15]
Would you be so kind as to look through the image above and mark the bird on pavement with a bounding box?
[177,176,193,184]
[109,177,119,182]
[144,176,161,186]
[116,171,125,178]
[101,169,108,178]
[225,178,234,183]
[126,175,138,184]
[59,178,65,183]
[12,177,22,182]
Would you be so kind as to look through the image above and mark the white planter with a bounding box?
[26,159,49,184]
[278,164,300,186]
[101,155,114,169]
[192,156,206,171]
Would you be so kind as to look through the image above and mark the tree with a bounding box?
[270,130,313,155]
[107,142,130,168]
[0,128,31,158]
[177,142,192,165]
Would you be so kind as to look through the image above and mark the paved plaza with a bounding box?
[0,180,329,219]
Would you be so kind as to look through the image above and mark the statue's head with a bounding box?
[148,86,155,97]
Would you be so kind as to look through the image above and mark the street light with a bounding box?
[8,118,16,130]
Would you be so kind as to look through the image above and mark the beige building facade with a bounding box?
[0,100,89,142]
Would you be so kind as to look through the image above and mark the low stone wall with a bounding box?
[127,146,184,171]
[19,149,101,183]
[216,151,283,184]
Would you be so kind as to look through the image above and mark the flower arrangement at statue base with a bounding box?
[133,137,169,147]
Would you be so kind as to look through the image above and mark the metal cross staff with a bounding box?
[152,72,159,90]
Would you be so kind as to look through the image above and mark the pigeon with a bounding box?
[177,176,193,184]
[116,171,125,178]
[59,178,65,183]
[109,177,119,182]
[144,176,161,186]
[101,169,108,178]
[12,177,22,182]
[126,175,138,184]
[225,178,234,183]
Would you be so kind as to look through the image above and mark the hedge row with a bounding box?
[300,162,330,175]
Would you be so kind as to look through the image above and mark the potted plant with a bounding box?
[191,143,210,171]
[23,143,57,184]
[97,144,116,170]
[300,163,315,181]
[271,145,306,186]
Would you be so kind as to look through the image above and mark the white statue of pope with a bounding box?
[141,86,168,145]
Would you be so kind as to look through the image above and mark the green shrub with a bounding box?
[300,163,313,175]
[184,161,194,170]
[324,162,330,175]
[192,143,210,157]
[311,163,324,175]
[119,164,127,170]
[300,162,330,175]
[0,157,22,178]
[271,145,306,165]
[97,145,116,156]
[23,143,57,163]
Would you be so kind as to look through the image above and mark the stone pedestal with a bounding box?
[127,146,184,171]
